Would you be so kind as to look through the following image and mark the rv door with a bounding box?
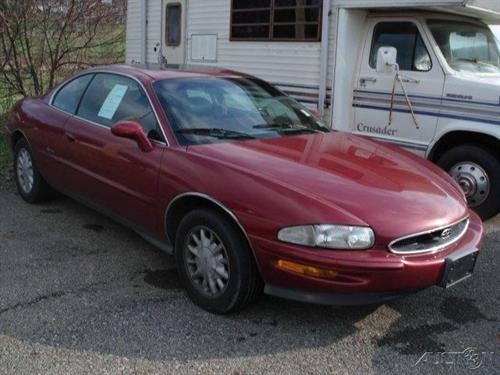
[353,18,445,156]
[162,0,185,65]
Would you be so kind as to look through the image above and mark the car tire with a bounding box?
[437,145,500,220]
[174,208,263,314]
[13,138,55,203]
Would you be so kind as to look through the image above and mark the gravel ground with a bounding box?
[0,189,498,374]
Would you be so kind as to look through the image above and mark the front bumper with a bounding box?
[264,284,421,306]
[252,210,483,305]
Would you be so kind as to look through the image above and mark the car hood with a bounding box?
[188,132,468,241]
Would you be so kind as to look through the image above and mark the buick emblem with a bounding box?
[441,228,453,240]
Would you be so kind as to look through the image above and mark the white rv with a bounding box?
[126,0,500,219]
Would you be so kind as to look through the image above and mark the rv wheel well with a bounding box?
[429,131,500,162]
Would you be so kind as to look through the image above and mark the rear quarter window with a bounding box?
[52,74,94,114]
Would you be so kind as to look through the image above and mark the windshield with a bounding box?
[153,76,329,146]
[427,20,500,74]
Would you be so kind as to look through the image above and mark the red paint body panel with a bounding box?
[186,132,468,243]
[252,211,482,293]
[62,116,165,235]
[15,98,70,186]
[5,65,484,301]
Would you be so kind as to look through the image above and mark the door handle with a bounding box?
[66,133,76,142]
[398,74,420,84]
[359,77,377,87]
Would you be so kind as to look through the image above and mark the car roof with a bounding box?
[87,64,250,82]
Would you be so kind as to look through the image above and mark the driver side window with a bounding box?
[77,73,162,140]
[369,22,432,72]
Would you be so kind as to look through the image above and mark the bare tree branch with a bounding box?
[0,0,126,100]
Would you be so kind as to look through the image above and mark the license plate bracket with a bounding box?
[439,248,479,288]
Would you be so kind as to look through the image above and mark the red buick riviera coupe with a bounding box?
[5,65,483,313]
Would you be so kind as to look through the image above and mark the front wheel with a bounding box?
[174,208,263,314]
[437,145,500,220]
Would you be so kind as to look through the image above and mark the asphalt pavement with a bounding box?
[0,188,498,374]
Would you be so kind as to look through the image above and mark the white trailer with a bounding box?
[126,0,500,219]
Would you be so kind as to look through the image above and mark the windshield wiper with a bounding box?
[253,123,291,129]
[176,127,256,140]
[253,123,323,133]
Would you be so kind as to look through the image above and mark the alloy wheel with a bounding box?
[16,148,34,194]
[184,226,230,297]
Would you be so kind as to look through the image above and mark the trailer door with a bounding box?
[162,0,185,65]
[353,19,445,156]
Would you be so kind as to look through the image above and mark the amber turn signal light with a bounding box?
[277,260,338,280]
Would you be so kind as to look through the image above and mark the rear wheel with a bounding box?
[437,145,500,220]
[14,139,55,203]
[174,208,263,314]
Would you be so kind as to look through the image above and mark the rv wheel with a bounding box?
[437,145,500,221]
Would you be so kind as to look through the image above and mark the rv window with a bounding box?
[369,22,432,72]
[166,4,181,46]
[230,0,322,41]
[427,20,500,74]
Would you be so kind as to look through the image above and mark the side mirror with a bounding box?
[376,46,398,74]
[111,121,154,152]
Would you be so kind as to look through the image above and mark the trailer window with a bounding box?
[230,0,322,41]
[369,22,432,72]
[166,3,181,46]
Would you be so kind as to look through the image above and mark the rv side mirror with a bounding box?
[376,47,398,74]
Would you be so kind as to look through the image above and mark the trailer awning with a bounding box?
[331,0,500,24]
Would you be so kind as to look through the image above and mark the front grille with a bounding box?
[389,218,469,254]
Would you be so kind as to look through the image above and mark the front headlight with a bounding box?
[277,225,375,250]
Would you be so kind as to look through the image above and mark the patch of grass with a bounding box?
[0,24,125,191]
[0,124,14,191]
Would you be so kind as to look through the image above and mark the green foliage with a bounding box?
[0,0,127,188]
[0,27,125,117]
[0,0,126,108]
[0,134,10,165]
[0,91,21,119]
[0,132,13,190]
